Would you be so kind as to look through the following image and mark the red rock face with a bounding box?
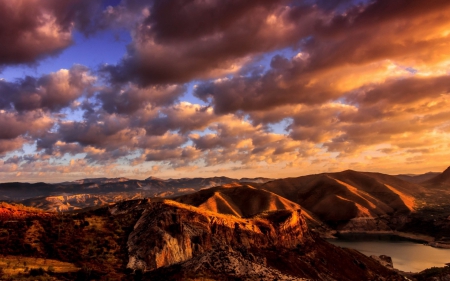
[113,200,403,280]
[121,201,312,271]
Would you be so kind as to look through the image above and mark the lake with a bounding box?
[327,234,450,272]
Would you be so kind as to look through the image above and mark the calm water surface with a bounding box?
[328,235,450,272]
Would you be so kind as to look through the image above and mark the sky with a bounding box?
[1,0,450,183]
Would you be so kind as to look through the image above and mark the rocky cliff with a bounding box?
[0,198,406,280]
[114,200,310,271]
[109,199,404,280]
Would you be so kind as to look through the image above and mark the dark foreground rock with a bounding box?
[371,255,394,268]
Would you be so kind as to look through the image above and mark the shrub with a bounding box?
[30,267,45,276]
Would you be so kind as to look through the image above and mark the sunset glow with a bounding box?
[1,0,450,182]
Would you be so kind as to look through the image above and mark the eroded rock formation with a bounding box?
[123,201,311,271]
[107,199,404,280]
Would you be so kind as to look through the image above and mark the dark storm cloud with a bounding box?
[52,106,194,163]
[0,110,53,155]
[101,0,321,85]
[140,103,218,136]
[0,65,94,112]
[194,0,450,114]
[147,0,285,43]
[4,155,22,165]
[0,110,52,140]
[36,132,66,155]
[58,114,131,148]
[303,0,450,69]
[345,76,450,106]
[194,54,335,114]
[98,84,185,114]
[3,0,450,177]
[0,0,104,67]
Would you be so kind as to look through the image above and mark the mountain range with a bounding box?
[0,199,405,280]
[0,176,272,211]
[1,167,450,279]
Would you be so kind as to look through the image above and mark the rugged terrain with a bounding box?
[2,167,450,279]
[3,168,450,241]
[1,176,271,212]
[0,200,405,280]
[168,170,449,240]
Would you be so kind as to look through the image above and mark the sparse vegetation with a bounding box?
[414,266,450,281]
[0,202,45,213]
[0,205,143,280]
[0,255,78,280]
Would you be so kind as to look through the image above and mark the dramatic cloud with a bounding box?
[2,0,450,181]
[98,84,185,114]
[102,0,322,85]
[0,110,53,140]
[0,110,53,155]
[0,65,94,112]
[195,0,450,113]
[140,102,219,136]
[0,0,103,67]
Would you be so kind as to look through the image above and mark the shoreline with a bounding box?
[338,230,434,242]
[323,230,437,244]
[326,231,450,275]
[325,230,450,249]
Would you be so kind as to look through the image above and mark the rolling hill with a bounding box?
[396,172,440,184]
[1,177,272,211]
[258,170,426,230]
[174,184,299,217]
[173,184,324,229]
[422,166,450,188]
[3,168,450,240]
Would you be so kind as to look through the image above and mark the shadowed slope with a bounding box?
[198,191,243,217]
[396,172,440,184]
[423,166,450,188]
[260,170,422,223]
[174,184,300,218]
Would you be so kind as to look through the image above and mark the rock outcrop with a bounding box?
[371,255,394,268]
[125,201,311,271]
[108,199,404,280]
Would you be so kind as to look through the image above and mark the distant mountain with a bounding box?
[239,177,273,183]
[0,176,273,211]
[4,168,450,238]
[70,177,131,185]
[259,170,425,230]
[0,182,57,201]
[396,172,440,184]
[170,170,441,235]
[422,166,450,188]
[174,184,325,231]
[21,193,139,212]
[2,170,450,279]
[174,184,300,218]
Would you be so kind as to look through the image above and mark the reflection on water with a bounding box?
[327,234,450,272]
